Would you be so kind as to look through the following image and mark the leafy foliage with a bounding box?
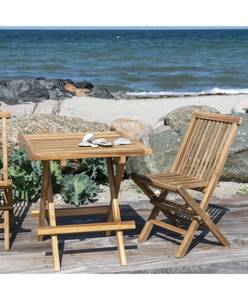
[8,149,42,201]
[63,158,108,183]
[61,173,98,206]
[0,149,108,205]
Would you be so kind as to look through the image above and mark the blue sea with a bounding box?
[0,29,248,97]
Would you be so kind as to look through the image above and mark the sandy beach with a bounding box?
[1,94,247,126]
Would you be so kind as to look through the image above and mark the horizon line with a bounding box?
[1,26,248,30]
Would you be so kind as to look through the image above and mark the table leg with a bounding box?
[106,157,127,265]
[44,161,60,271]
[106,158,125,234]
[38,161,49,242]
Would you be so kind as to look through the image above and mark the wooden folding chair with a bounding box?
[0,112,13,251]
[131,112,242,258]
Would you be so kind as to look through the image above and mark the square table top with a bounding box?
[18,130,152,161]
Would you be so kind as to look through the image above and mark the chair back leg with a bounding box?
[2,187,13,250]
[3,210,10,250]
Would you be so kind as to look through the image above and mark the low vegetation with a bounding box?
[0,149,108,206]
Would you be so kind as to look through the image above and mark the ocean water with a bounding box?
[0,29,248,97]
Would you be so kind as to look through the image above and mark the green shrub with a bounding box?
[8,149,42,201]
[64,158,108,183]
[61,173,98,206]
[0,149,108,205]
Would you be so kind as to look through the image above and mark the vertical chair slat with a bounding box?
[197,121,224,180]
[193,121,218,179]
[193,121,220,179]
[187,120,214,178]
[205,123,233,182]
[200,122,227,181]
[177,119,205,174]
[170,115,197,172]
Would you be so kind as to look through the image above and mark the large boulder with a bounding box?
[222,114,248,182]
[155,105,219,137]
[126,105,248,183]
[111,118,153,141]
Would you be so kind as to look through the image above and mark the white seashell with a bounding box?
[82,133,94,142]
[113,138,132,146]
[78,141,98,148]
[92,139,112,147]
[90,143,99,148]
[79,141,92,147]
[92,138,107,144]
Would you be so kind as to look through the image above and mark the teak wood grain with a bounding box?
[18,130,152,271]
[132,112,242,258]
[18,131,152,161]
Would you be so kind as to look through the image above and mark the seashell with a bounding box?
[113,138,132,146]
[78,141,98,148]
[82,133,94,142]
[92,138,113,147]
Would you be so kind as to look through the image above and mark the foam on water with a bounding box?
[126,87,248,98]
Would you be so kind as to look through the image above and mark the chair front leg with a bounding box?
[178,186,230,248]
[139,205,161,242]
[176,219,200,258]
[138,189,168,243]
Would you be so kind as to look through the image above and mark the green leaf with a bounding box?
[61,173,98,206]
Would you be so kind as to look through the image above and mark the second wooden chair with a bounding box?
[132,112,242,258]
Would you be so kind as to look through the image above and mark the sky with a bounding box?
[0,0,248,27]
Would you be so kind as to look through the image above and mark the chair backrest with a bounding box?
[0,112,10,181]
[170,112,242,185]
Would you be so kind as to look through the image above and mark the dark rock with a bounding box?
[222,114,248,182]
[126,127,181,175]
[64,79,75,85]
[76,81,94,89]
[0,78,117,103]
[0,78,77,104]
[157,105,220,137]
[89,86,114,99]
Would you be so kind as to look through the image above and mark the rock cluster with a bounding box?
[0,78,113,104]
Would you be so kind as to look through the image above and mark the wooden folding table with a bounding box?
[18,130,152,270]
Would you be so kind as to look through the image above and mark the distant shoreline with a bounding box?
[1,78,248,105]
